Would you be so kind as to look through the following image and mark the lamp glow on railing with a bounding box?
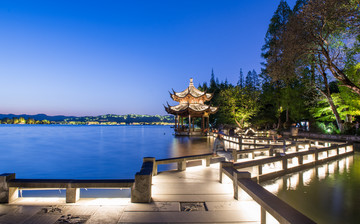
[288,158,299,168]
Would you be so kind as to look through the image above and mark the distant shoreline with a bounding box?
[0,123,174,126]
[0,113,175,125]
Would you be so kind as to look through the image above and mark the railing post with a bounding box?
[239,136,243,150]
[231,149,237,162]
[295,142,299,152]
[234,171,251,200]
[66,188,80,203]
[335,144,339,155]
[269,146,274,156]
[233,171,239,200]
[178,160,186,171]
[261,207,266,224]
[205,156,211,167]
[131,158,154,203]
[258,165,263,176]
[314,150,319,162]
[219,161,232,183]
[282,157,288,170]
[298,155,303,165]
[0,173,16,203]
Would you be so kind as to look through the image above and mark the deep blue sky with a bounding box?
[0,0,296,116]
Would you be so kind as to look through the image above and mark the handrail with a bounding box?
[219,163,316,223]
[156,153,213,163]
[153,153,213,175]
[0,158,155,204]
[231,142,354,183]
[8,179,135,188]
[237,176,316,224]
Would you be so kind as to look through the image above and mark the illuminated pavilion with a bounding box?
[164,78,218,136]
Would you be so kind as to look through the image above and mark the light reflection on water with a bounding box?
[0,125,213,179]
[261,154,360,224]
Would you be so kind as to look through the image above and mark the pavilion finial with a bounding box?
[189,78,194,86]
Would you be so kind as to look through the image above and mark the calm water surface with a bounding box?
[2,125,359,222]
[0,125,213,179]
[261,154,360,224]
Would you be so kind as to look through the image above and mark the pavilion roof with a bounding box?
[171,78,213,102]
[164,103,218,117]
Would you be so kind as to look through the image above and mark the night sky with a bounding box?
[0,0,297,116]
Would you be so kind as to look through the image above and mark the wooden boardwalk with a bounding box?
[0,164,262,223]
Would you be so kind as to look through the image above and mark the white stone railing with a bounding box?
[220,163,316,224]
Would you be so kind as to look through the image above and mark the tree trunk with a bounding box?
[316,54,344,132]
[235,117,242,129]
[326,95,343,132]
[277,113,281,130]
[286,108,289,123]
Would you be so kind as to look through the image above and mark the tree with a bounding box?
[264,0,360,132]
[237,69,244,89]
[260,0,293,129]
[271,0,360,94]
[261,0,292,76]
[219,86,259,128]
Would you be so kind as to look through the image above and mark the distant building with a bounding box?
[164,78,218,136]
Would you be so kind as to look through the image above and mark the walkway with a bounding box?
[0,164,262,223]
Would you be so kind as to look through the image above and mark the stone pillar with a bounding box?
[205,157,211,167]
[66,188,80,203]
[269,146,274,156]
[230,149,237,162]
[298,155,303,165]
[261,207,266,224]
[144,157,156,176]
[131,158,154,203]
[282,158,288,170]
[233,171,239,200]
[219,162,233,183]
[258,165,263,176]
[0,173,16,203]
[314,150,319,162]
[178,160,186,171]
[233,171,251,200]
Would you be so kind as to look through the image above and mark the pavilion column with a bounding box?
[202,116,205,133]
[188,115,191,135]
[207,117,209,131]
[175,115,177,131]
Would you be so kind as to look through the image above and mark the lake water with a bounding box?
[261,153,360,224]
[0,125,213,179]
[1,125,359,222]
